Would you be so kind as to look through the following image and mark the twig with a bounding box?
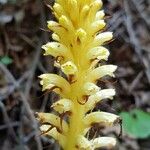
[0,101,17,140]
[0,71,30,101]
[132,0,150,27]
[40,94,49,112]
[123,0,150,84]
[0,121,20,130]
[24,41,42,98]
[0,63,42,150]
[124,0,143,59]
[128,72,143,93]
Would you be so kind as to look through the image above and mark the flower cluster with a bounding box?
[36,0,120,149]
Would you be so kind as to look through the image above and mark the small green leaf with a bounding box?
[0,56,13,65]
[120,109,150,139]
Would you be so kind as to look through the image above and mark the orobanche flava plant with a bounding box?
[36,0,120,149]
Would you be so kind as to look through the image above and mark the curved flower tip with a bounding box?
[96,10,105,20]
[91,20,106,34]
[39,73,71,96]
[42,42,73,63]
[85,89,116,112]
[36,112,68,134]
[87,46,110,61]
[94,32,113,46]
[40,125,66,149]
[91,137,116,149]
[53,3,65,18]
[76,136,116,150]
[84,111,120,128]
[87,65,117,82]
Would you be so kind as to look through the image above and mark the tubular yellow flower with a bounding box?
[36,0,119,150]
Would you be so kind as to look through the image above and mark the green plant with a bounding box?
[120,109,150,139]
[0,56,13,65]
[36,0,119,149]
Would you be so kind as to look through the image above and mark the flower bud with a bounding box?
[61,61,78,75]
[95,10,105,20]
[52,98,73,114]
[83,82,100,95]
[94,32,113,46]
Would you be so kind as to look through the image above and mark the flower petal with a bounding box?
[88,0,103,21]
[91,20,106,34]
[95,10,105,20]
[76,28,87,43]
[85,89,116,112]
[83,82,100,96]
[87,65,117,82]
[87,46,110,61]
[91,137,116,149]
[47,20,67,37]
[40,125,66,148]
[52,33,60,42]
[52,98,73,114]
[76,135,92,150]
[59,15,74,31]
[39,74,71,96]
[42,42,73,62]
[36,112,68,134]
[53,3,66,18]
[93,32,113,46]
[84,111,120,128]
[61,61,78,75]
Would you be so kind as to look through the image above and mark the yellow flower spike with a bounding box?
[36,113,69,134]
[91,137,116,149]
[47,21,59,30]
[85,89,116,112]
[39,74,71,96]
[37,0,119,149]
[52,98,73,114]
